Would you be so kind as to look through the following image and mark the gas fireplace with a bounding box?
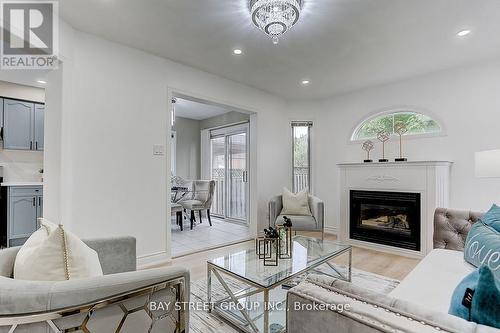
[350,190,421,251]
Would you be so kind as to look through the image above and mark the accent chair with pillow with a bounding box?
[0,220,189,333]
[269,188,324,239]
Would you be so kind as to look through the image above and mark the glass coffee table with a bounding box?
[207,236,352,333]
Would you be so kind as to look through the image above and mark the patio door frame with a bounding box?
[209,122,250,225]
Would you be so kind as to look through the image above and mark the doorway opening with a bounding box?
[169,95,253,257]
[0,72,47,249]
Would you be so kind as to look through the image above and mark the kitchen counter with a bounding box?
[1,182,43,187]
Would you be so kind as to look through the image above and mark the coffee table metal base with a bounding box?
[207,247,352,333]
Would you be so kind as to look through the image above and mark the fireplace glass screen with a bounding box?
[350,190,421,251]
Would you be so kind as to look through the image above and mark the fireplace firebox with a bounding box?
[350,190,421,251]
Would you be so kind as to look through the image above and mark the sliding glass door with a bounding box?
[210,124,249,223]
[228,132,247,220]
[210,136,226,216]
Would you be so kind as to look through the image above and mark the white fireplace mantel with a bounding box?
[338,161,452,258]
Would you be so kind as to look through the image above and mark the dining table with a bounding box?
[171,186,190,203]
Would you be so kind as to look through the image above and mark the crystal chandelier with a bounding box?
[249,0,303,44]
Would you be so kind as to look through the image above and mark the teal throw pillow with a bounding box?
[464,221,500,280]
[449,266,500,328]
[481,204,500,232]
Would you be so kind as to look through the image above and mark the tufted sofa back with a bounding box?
[433,208,485,251]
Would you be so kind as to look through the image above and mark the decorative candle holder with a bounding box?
[362,140,374,163]
[277,225,292,259]
[256,236,267,257]
[256,221,292,265]
[394,122,408,162]
[262,237,279,266]
[377,130,391,162]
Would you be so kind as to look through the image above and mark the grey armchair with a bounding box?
[269,194,325,239]
[179,180,215,229]
[0,237,189,333]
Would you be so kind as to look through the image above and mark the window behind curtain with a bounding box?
[292,121,312,193]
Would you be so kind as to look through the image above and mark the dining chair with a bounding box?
[179,180,215,229]
[171,202,184,231]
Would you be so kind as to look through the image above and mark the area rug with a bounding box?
[189,267,400,333]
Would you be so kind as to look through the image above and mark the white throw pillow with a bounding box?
[14,219,103,281]
[281,187,312,216]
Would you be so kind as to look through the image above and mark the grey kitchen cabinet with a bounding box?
[7,186,43,247]
[9,196,37,243]
[2,98,44,151]
[3,99,33,150]
[34,104,44,151]
[37,195,43,218]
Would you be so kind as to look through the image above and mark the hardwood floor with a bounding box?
[145,232,420,282]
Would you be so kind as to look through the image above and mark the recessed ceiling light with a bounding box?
[233,49,243,55]
[457,29,471,37]
[301,80,310,85]
[37,80,47,84]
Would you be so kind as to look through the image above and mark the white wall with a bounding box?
[45,23,290,262]
[173,116,200,179]
[43,66,64,224]
[303,59,500,232]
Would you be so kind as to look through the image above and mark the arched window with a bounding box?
[352,110,441,141]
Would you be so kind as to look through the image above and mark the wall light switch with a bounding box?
[153,144,165,156]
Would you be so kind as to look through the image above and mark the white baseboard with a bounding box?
[137,251,170,268]
[324,226,338,235]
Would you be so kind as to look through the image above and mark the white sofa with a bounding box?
[390,248,475,313]
[287,208,500,333]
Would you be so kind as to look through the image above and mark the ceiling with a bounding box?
[175,98,232,120]
[0,69,49,89]
[60,0,500,100]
